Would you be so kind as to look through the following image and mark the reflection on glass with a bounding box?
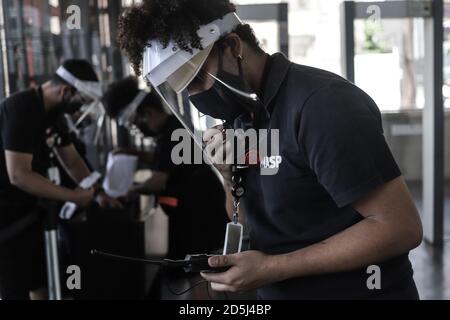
[2,0,63,92]
[354,18,426,112]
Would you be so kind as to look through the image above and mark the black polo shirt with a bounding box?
[237,54,414,299]
[0,88,71,217]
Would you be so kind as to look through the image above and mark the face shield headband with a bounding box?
[142,12,242,92]
[56,66,103,101]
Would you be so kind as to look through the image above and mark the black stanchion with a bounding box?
[43,202,62,300]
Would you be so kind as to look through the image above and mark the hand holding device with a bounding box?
[91,250,230,274]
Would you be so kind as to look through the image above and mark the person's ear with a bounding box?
[60,85,73,100]
[223,33,243,59]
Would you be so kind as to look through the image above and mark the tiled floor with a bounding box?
[410,242,450,300]
[408,183,450,300]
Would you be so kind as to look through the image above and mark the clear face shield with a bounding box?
[143,13,266,173]
[146,43,219,147]
[56,66,106,143]
[142,13,261,152]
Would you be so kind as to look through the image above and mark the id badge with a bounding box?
[223,222,243,255]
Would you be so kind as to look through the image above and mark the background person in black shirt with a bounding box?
[118,0,423,300]
[0,59,120,300]
[103,78,229,298]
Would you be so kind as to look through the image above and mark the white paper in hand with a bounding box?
[102,153,138,198]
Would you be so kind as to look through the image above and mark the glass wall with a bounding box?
[0,0,125,96]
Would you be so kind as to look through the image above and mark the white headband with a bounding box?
[56,66,102,100]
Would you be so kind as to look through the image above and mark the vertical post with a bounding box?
[278,2,289,57]
[16,0,30,89]
[44,204,62,300]
[0,0,6,100]
[108,0,124,81]
[423,0,444,246]
[341,1,355,82]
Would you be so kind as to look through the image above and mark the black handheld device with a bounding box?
[91,250,230,274]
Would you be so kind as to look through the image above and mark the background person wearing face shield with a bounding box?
[118,0,423,300]
[103,77,229,298]
[0,59,120,300]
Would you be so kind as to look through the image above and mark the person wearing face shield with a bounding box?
[118,0,423,300]
[0,59,121,300]
[103,77,229,298]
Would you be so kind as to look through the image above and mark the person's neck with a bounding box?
[40,81,59,112]
[245,51,269,94]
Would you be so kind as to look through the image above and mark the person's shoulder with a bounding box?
[281,61,360,110]
[1,89,37,113]
[289,62,347,85]
[5,88,36,103]
[284,61,372,102]
[300,75,379,117]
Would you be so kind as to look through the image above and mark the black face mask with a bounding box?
[189,51,262,125]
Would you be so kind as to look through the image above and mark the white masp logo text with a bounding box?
[260,155,283,170]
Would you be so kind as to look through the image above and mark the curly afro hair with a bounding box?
[118,0,261,76]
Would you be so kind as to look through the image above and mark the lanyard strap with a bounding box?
[231,167,246,224]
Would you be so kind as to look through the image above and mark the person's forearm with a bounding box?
[131,172,168,195]
[66,159,91,184]
[141,177,165,193]
[129,183,160,196]
[55,148,91,184]
[137,151,154,163]
[12,171,77,202]
[130,183,152,195]
[272,216,421,282]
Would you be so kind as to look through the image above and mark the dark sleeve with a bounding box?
[1,100,39,154]
[52,115,72,147]
[298,82,401,208]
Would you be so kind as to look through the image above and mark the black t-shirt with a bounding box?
[237,54,414,299]
[152,116,229,259]
[0,88,72,214]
